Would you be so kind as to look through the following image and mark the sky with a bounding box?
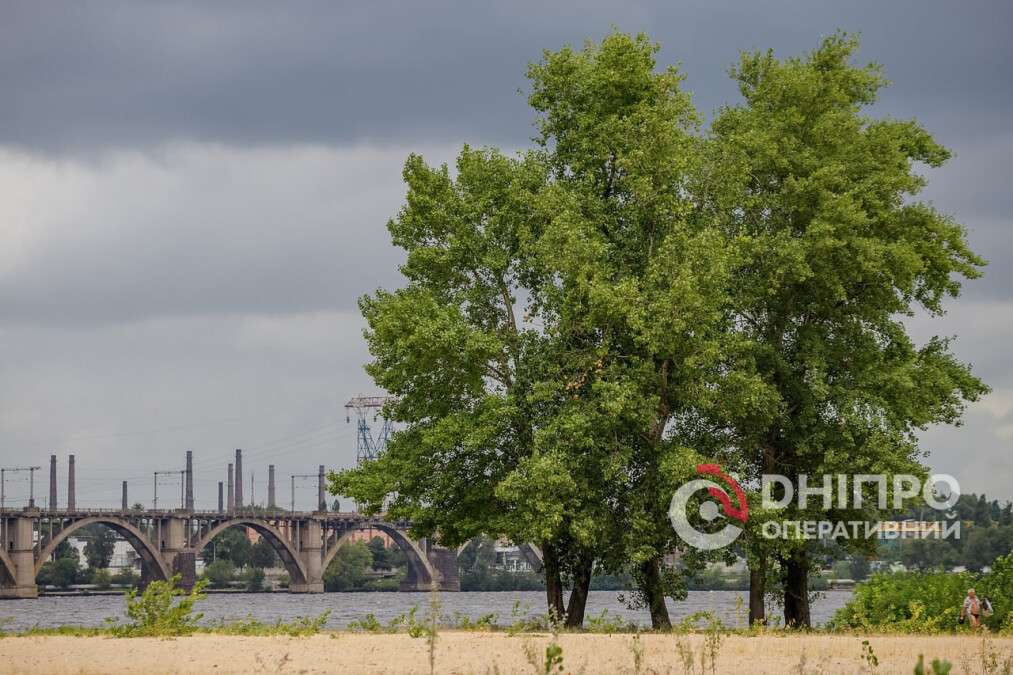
[1,1,1010,510]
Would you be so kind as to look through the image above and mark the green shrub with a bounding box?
[91,568,113,590]
[829,570,968,632]
[114,575,208,637]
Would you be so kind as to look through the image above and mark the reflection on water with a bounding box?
[0,589,851,631]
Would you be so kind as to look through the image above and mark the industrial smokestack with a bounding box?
[227,463,235,513]
[318,465,326,512]
[268,465,276,509]
[185,450,194,511]
[49,455,57,510]
[67,454,76,511]
[218,481,224,513]
[234,449,243,509]
[122,481,128,510]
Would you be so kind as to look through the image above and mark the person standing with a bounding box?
[961,588,982,630]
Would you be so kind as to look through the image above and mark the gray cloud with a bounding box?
[0,143,460,325]
[0,1,1010,503]
[3,1,1010,153]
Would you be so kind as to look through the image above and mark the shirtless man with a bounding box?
[961,588,982,629]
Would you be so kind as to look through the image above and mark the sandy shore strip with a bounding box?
[1,632,1010,674]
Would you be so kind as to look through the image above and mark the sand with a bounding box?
[1,632,1010,674]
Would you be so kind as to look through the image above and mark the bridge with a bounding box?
[0,451,467,598]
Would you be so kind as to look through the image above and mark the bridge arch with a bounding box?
[321,523,439,589]
[193,519,308,585]
[33,516,170,580]
[0,548,16,583]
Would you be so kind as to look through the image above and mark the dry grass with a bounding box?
[1,631,1010,674]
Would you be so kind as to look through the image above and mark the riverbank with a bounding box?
[2,632,1008,674]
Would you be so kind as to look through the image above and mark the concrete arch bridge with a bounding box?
[0,507,460,598]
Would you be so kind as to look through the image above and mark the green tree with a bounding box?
[329,31,736,629]
[326,137,571,612]
[703,33,988,627]
[249,538,277,569]
[37,557,80,589]
[82,525,117,570]
[202,527,253,568]
[323,541,372,592]
[367,536,392,570]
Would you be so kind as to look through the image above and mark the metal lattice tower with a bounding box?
[344,395,394,464]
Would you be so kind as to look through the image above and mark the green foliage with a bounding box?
[203,559,237,589]
[328,29,986,630]
[701,29,987,626]
[37,557,80,589]
[201,527,253,568]
[206,611,330,637]
[114,575,207,637]
[249,538,277,569]
[586,609,634,634]
[860,639,879,669]
[81,524,117,570]
[91,568,112,590]
[346,613,385,633]
[244,567,267,592]
[112,567,139,588]
[449,611,498,631]
[830,570,968,632]
[831,553,1013,633]
[323,541,373,591]
[914,655,952,675]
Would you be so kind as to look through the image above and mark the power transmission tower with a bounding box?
[344,395,394,463]
[1,466,42,509]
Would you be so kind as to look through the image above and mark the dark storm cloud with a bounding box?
[1,2,1011,499]
[3,1,1011,153]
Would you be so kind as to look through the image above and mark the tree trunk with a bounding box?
[748,556,766,626]
[541,541,565,622]
[564,554,593,628]
[639,556,672,630]
[782,552,811,628]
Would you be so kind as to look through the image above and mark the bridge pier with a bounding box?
[2,515,39,598]
[290,519,324,593]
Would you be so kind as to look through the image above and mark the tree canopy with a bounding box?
[330,30,985,629]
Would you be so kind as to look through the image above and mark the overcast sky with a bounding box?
[1,1,1010,509]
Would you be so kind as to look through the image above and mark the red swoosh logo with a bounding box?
[696,464,748,523]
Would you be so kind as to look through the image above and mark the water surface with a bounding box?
[0,590,851,631]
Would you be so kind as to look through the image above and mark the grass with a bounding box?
[3,581,1012,674]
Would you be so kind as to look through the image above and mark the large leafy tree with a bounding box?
[700,34,987,627]
[330,32,745,629]
[327,144,578,612]
[519,33,751,629]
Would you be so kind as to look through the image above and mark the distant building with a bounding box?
[493,542,533,572]
[66,538,140,572]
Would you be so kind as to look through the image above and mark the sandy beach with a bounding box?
[1,632,1010,674]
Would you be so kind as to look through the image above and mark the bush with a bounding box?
[37,557,80,589]
[829,569,969,632]
[245,567,267,592]
[830,554,1013,632]
[203,559,236,589]
[112,567,140,587]
[114,575,208,637]
[91,568,113,590]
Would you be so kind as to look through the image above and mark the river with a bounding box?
[0,590,852,631]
